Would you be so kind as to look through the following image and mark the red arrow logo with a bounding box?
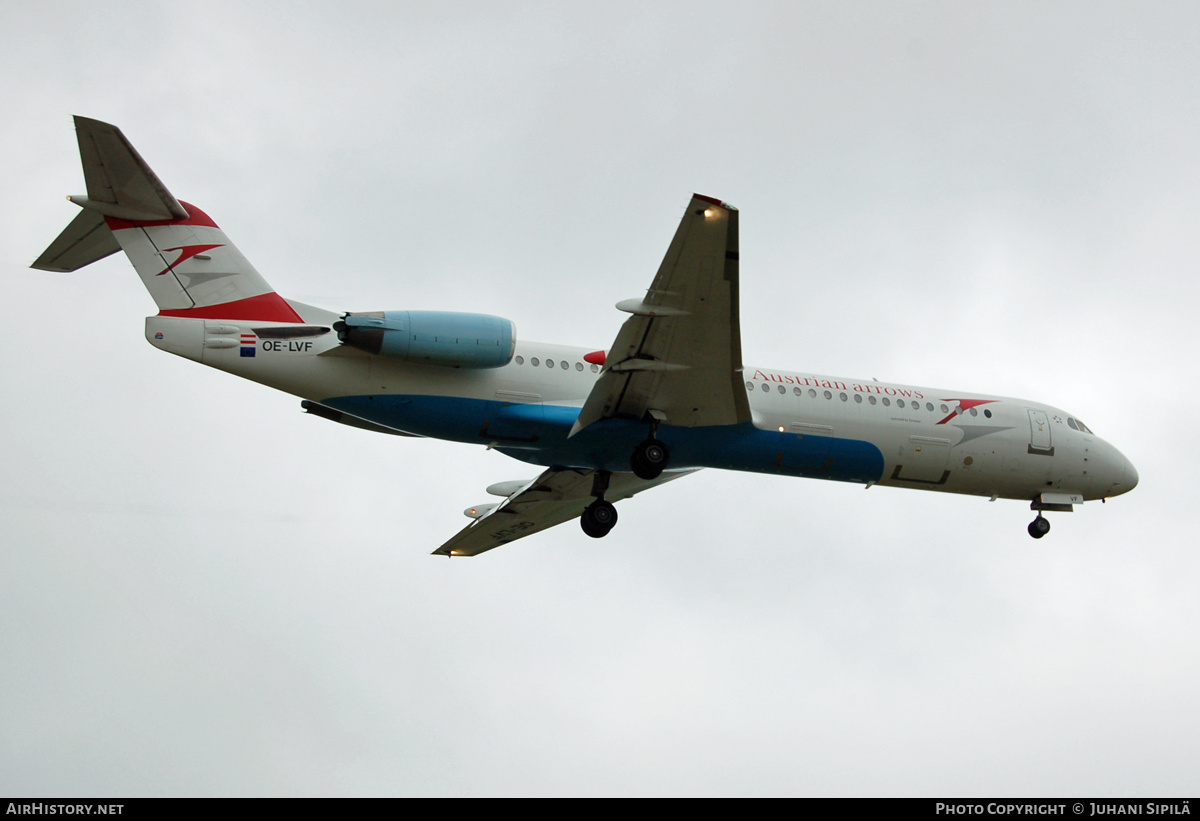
[154,244,224,277]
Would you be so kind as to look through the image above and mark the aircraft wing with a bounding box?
[570,194,751,437]
[433,467,695,557]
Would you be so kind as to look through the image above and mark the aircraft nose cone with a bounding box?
[1101,441,1138,498]
[1123,457,1139,493]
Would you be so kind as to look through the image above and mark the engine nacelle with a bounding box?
[334,310,516,369]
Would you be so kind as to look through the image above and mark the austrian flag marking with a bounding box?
[240,333,256,358]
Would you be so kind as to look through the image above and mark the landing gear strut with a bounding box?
[1027,514,1051,539]
[580,470,618,539]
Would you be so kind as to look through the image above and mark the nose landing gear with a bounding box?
[1027,493,1078,539]
[1027,514,1051,539]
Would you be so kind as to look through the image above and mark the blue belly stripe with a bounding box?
[321,394,885,484]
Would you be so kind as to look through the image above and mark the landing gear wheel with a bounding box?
[1028,515,1050,539]
[631,438,670,480]
[581,499,618,539]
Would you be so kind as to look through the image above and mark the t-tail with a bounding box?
[32,116,302,324]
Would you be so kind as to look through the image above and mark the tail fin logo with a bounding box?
[154,244,224,277]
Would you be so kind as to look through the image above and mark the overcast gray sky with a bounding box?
[2,1,1197,796]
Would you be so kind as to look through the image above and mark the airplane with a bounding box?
[32,116,1139,556]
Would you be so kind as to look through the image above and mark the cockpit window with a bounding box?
[1068,417,1093,434]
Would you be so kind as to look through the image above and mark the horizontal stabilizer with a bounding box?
[74,116,187,221]
[30,208,120,272]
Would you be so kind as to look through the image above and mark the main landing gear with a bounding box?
[581,420,673,538]
[630,416,671,481]
[581,499,618,539]
[1028,514,1051,539]
[630,437,670,480]
[580,470,618,539]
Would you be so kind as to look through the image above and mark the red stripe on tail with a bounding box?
[157,292,304,323]
[104,201,219,231]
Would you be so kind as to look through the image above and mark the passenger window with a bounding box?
[746,381,754,391]
[970,408,978,416]
[940,403,949,413]
[983,409,992,418]
[590,364,599,373]
[926,402,934,411]
[823,390,832,400]
[515,355,524,365]
[897,399,905,408]
[531,357,540,367]
[575,362,583,371]
[882,397,890,406]
[561,360,569,369]
[808,389,817,398]
[777,385,786,394]
[839,392,848,402]
[854,394,862,403]
[546,359,555,368]
[761,383,770,392]
[793,387,802,396]
[868,395,877,405]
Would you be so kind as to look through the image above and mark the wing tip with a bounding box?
[73,114,112,130]
[693,193,738,212]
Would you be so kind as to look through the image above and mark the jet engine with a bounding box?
[333,310,516,369]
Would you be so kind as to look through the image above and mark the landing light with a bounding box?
[778,426,785,432]
[703,208,714,218]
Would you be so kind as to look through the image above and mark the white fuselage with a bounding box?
[146,309,1138,506]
